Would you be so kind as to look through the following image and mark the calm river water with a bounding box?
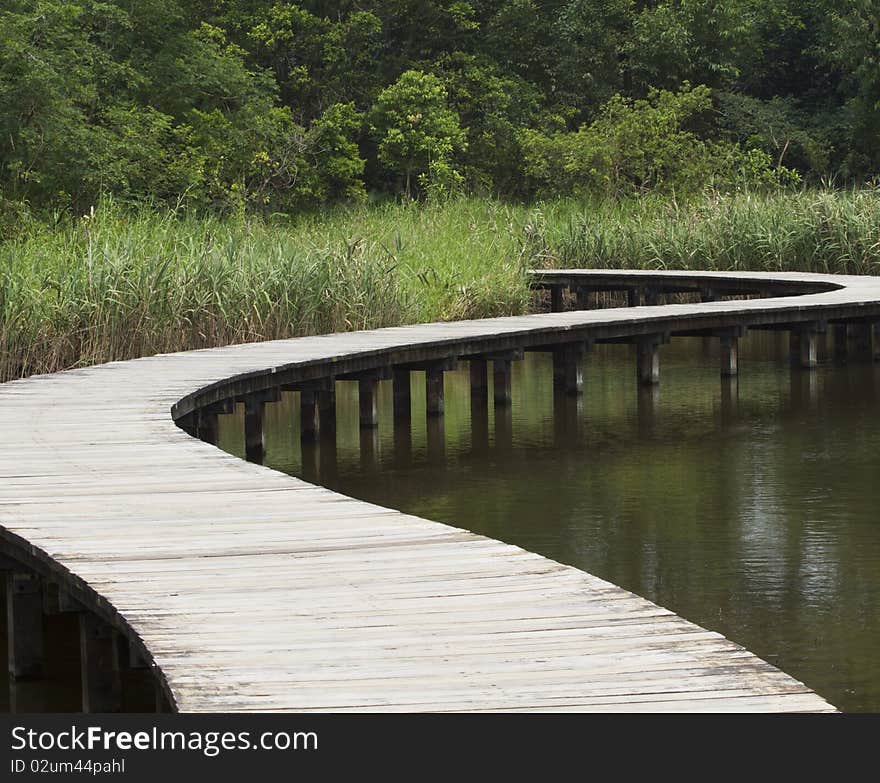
[218,332,880,713]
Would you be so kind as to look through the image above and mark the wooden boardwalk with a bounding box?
[5,269,874,713]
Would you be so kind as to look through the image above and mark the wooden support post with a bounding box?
[392,368,411,421]
[300,390,319,441]
[798,326,818,369]
[833,323,848,364]
[627,287,641,307]
[317,387,336,434]
[79,613,122,713]
[645,288,660,306]
[700,287,717,303]
[425,365,445,417]
[359,377,378,429]
[852,322,875,359]
[789,331,801,363]
[195,407,218,445]
[636,337,661,386]
[493,358,513,406]
[552,344,585,395]
[244,396,265,464]
[470,358,488,401]
[719,334,739,377]
[6,571,45,680]
[575,286,592,310]
[550,286,565,312]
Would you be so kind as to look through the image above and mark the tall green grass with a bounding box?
[540,189,880,274]
[0,199,534,381]
[3,189,880,382]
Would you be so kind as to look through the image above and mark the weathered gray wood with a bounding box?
[0,268,860,714]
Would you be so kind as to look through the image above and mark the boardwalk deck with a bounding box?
[3,269,870,713]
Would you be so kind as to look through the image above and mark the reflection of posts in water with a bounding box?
[426,414,445,464]
[719,334,739,377]
[470,389,490,457]
[790,365,819,411]
[720,375,738,425]
[636,384,660,438]
[469,358,490,455]
[318,426,338,484]
[359,425,380,472]
[791,323,820,369]
[300,435,319,484]
[494,400,513,450]
[553,389,583,447]
[392,368,412,465]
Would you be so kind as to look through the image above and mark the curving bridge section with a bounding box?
[6,269,879,712]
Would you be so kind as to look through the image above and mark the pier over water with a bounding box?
[6,270,873,712]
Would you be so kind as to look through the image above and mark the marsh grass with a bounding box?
[3,189,880,382]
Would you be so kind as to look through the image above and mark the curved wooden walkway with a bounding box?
[6,269,876,713]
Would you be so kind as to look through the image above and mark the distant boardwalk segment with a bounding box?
[10,269,880,712]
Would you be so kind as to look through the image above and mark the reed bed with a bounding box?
[3,189,880,382]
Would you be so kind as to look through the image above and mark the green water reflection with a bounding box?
[219,332,880,712]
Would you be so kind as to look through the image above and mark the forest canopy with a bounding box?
[1,0,878,213]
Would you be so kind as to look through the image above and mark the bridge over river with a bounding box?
[6,269,876,712]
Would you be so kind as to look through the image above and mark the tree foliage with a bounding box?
[0,0,874,213]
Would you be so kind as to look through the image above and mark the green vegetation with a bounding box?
[5,190,880,382]
[1,1,878,213]
[4,1,880,380]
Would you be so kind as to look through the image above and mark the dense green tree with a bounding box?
[369,70,466,196]
[1,0,879,213]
